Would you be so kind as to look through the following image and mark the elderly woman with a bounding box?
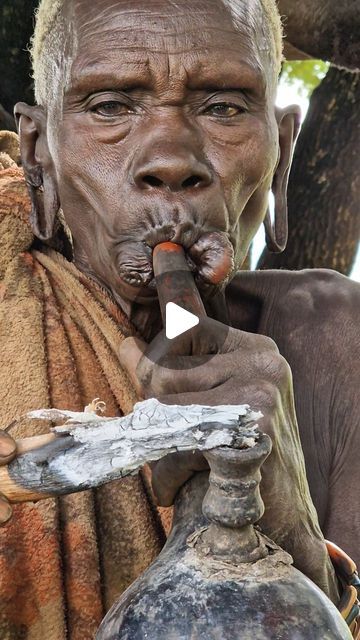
[0,1,359,638]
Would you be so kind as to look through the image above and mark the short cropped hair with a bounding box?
[31,0,283,108]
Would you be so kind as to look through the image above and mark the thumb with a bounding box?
[118,336,148,397]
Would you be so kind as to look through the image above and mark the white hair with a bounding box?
[31,0,76,112]
[31,0,283,108]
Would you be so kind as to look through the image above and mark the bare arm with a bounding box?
[229,268,360,568]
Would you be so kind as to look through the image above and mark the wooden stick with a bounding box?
[153,242,207,320]
[0,399,261,503]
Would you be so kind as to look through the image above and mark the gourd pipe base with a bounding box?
[97,436,351,639]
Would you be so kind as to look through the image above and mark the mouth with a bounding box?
[114,228,235,298]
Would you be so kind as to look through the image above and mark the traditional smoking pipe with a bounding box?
[153,241,207,318]
[97,243,351,640]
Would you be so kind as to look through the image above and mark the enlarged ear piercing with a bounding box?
[27,170,60,241]
[264,106,299,255]
[263,204,288,254]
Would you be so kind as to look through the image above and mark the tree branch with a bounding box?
[278,0,360,70]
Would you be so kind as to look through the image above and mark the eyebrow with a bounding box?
[67,60,152,95]
[67,58,266,97]
[187,61,266,93]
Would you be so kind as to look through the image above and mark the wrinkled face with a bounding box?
[49,0,279,305]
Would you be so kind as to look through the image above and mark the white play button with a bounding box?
[165,302,199,339]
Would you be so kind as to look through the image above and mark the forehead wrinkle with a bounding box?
[74,0,256,45]
[69,62,266,106]
[75,0,232,28]
[72,23,264,70]
[73,39,263,59]
[70,0,269,97]
[76,13,256,50]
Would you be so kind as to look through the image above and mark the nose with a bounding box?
[132,143,213,192]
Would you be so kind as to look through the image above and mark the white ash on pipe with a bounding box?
[8,399,262,498]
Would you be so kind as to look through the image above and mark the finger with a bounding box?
[132,329,231,396]
[156,379,274,414]
[136,325,276,395]
[151,451,209,507]
[156,381,243,408]
[153,242,207,321]
[0,432,17,464]
[0,494,12,525]
[140,317,249,368]
[146,310,274,363]
[138,353,260,398]
[118,337,147,396]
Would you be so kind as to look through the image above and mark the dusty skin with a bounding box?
[1,0,359,610]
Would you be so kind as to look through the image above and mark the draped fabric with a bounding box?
[0,160,170,639]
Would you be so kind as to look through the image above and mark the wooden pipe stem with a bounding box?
[153,242,207,321]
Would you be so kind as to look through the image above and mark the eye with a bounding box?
[90,101,134,117]
[204,103,245,118]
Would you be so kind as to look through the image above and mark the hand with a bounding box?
[0,431,16,525]
[118,278,339,602]
[120,317,308,519]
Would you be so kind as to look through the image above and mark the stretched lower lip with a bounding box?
[115,229,234,295]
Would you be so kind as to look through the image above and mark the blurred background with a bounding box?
[1,0,359,280]
[254,60,360,282]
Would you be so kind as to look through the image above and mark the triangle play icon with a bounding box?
[165,302,199,339]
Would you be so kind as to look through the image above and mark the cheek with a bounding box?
[205,116,277,203]
[207,117,277,265]
[54,116,129,206]
[53,129,134,242]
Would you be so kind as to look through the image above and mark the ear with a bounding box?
[14,102,60,241]
[264,105,301,253]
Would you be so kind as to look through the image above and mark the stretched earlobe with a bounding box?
[265,105,301,253]
[26,172,60,241]
[15,103,60,241]
[263,204,287,253]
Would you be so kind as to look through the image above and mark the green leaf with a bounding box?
[281,60,330,99]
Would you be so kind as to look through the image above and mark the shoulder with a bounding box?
[228,268,360,333]
[0,165,33,278]
[281,269,359,323]
[0,130,21,170]
[278,269,359,317]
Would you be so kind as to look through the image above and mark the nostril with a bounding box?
[182,175,204,189]
[142,175,164,188]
